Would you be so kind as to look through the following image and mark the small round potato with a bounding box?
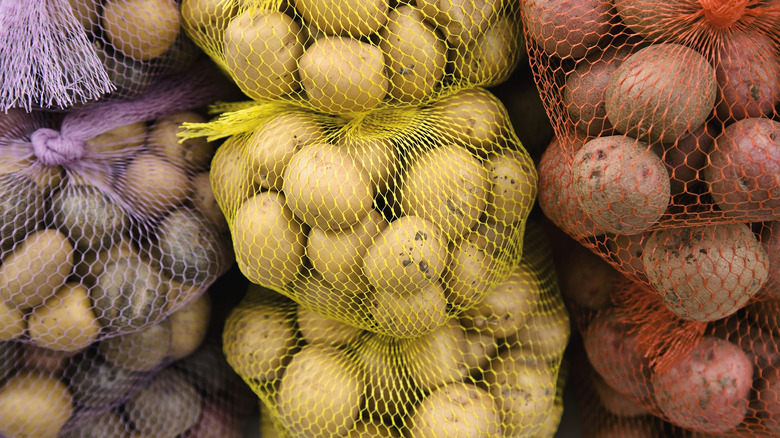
[297,303,363,346]
[293,0,388,37]
[484,148,537,225]
[119,152,191,219]
[50,184,130,252]
[125,368,202,438]
[429,87,510,156]
[0,373,73,438]
[370,280,448,338]
[0,300,24,341]
[0,173,45,254]
[28,283,101,353]
[209,135,257,220]
[417,0,501,47]
[189,171,229,233]
[166,292,211,360]
[102,0,181,61]
[522,0,612,59]
[83,121,147,154]
[452,15,524,86]
[99,319,172,372]
[65,354,144,409]
[299,36,388,114]
[401,318,469,391]
[147,112,214,172]
[407,381,501,438]
[443,231,498,308]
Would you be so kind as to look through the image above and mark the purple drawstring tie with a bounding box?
[30,127,85,167]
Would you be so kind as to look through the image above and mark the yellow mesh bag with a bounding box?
[183,85,537,336]
[180,0,525,113]
[223,218,569,437]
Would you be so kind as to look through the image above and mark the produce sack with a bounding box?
[0,62,235,350]
[0,0,200,111]
[0,280,256,438]
[223,219,569,438]
[527,1,780,323]
[180,0,525,114]
[182,84,537,337]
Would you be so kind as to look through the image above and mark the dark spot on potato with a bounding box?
[418,261,428,272]
[596,149,607,160]
[402,259,413,267]
[414,231,427,241]
[699,248,707,255]
[749,84,761,101]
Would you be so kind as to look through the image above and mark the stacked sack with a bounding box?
[178,0,571,436]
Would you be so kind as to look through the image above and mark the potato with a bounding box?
[181,0,238,41]
[572,135,670,235]
[103,0,180,61]
[380,5,446,103]
[705,117,780,221]
[473,218,516,257]
[126,368,202,438]
[346,419,401,438]
[119,152,191,219]
[298,37,388,114]
[510,305,570,362]
[290,270,368,321]
[28,283,100,353]
[0,373,73,438]
[50,184,129,252]
[246,111,324,190]
[0,300,24,341]
[0,229,73,310]
[18,345,81,377]
[452,15,524,86]
[363,215,447,294]
[68,0,100,31]
[401,144,489,240]
[763,221,780,295]
[210,135,257,221]
[83,121,147,154]
[485,352,556,437]
[370,280,448,338]
[91,256,168,331]
[605,43,717,144]
[336,134,400,193]
[283,142,374,231]
[73,238,138,287]
[277,344,364,437]
[189,171,229,233]
[181,398,247,438]
[147,112,214,172]
[429,87,509,156]
[297,303,363,346]
[416,0,501,47]
[222,295,297,382]
[99,319,172,372]
[460,262,539,339]
[65,351,143,409]
[0,173,44,253]
[92,40,156,97]
[757,368,780,436]
[59,411,127,438]
[660,120,718,196]
[642,222,769,321]
[559,243,619,311]
[653,336,752,433]
[0,342,16,383]
[232,191,306,288]
[484,148,537,225]
[407,381,500,437]
[401,318,469,391]
[521,0,612,59]
[462,329,498,373]
[443,231,498,307]
[224,9,303,100]
[167,292,211,360]
[592,373,650,417]
[715,32,780,121]
[293,0,388,37]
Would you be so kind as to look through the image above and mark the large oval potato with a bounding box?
[102,0,180,61]
[99,319,172,372]
[119,152,191,219]
[224,9,303,100]
[401,318,469,391]
[407,381,501,437]
[522,0,612,59]
[429,87,509,156]
[484,148,537,225]
[0,373,73,438]
[28,283,100,353]
[293,0,387,37]
[125,368,202,438]
[299,36,388,114]
[50,184,130,252]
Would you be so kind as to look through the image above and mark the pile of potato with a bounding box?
[181,0,524,112]
[224,220,569,437]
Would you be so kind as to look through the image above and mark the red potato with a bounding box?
[710,315,780,372]
[756,368,780,436]
[762,221,780,296]
[658,120,718,196]
[605,231,651,281]
[558,243,620,311]
[705,117,780,221]
[653,336,753,434]
[521,0,613,59]
[572,135,671,235]
[715,32,780,122]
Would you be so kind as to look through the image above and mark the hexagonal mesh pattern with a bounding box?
[223,219,568,437]
[181,0,525,113]
[527,1,780,323]
[1,0,201,111]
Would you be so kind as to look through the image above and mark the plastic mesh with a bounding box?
[181,0,526,113]
[223,218,568,437]
[0,0,202,112]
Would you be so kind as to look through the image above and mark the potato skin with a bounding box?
[522,0,612,59]
[572,135,670,235]
[653,336,752,434]
[0,373,73,438]
[103,0,180,61]
[293,0,387,37]
[642,223,769,322]
[705,117,780,221]
[407,382,500,438]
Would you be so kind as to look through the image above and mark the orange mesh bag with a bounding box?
[179,0,526,114]
[222,218,569,437]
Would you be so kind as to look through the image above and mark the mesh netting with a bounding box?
[223,218,568,437]
[0,0,203,111]
[0,64,236,350]
[180,0,526,114]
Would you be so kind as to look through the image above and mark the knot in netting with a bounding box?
[699,0,749,29]
[31,127,85,167]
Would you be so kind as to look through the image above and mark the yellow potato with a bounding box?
[103,0,181,61]
[167,292,211,360]
[484,148,537,225]
[347,419,401,437]
[299,37,388,114]
[0,373,73,438]
[444,230,498,308]
[462,329,498,373]
[17,345,77,376]
[73,238,137,286]
[0,300,25,341]
[209,135,257,221]
[246,111,325,190]
[0,229,74,310]
[452,15,524,86]
[336,134,400,193]
[0,155,63,190]
[224,9,303,100]
[68,0,100,31]
[407,381,501,437]
[297,303,363,346]
[401,318,469,390]
[283,142,374,231]
[429,87,510,156]
[28,283,101,352]
[232,191,306,288]
[510,305,571,362]
[416,0,502,46]
[401,144,489,240]
[99,319,172,372]
[189,171,230,233]
[293,0,388,37]
[370,280,448,338]
[181,0,238,41]
[147,112,214,172]
[119,152,191,218]
[83,121,147,154]
[290,270,369,326]
[307,209,387,292]
[379,5,447,103]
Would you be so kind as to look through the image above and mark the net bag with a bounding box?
[222,218,568,437]
[0,0,200,111]
[180,0,526,114]
[527,0,780,324]
[0,62,236,351]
